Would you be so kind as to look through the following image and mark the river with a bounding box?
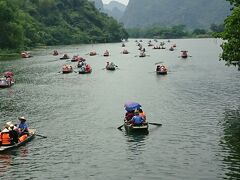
[0,38,240,179]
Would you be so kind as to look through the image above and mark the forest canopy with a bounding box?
[0,0,128,50]
[217,0,240,69]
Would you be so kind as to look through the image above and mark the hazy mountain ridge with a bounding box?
[121,0,231,29]
[103,1,126,20]
[89,0,104,10]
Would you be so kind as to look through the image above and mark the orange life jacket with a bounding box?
[1,132,12,145]
[140,112,146,120]
[19,134,28,142]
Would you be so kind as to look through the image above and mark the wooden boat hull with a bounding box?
[0,129,36,152]
[124,122,149,134]
[60,57,69,60]
[79,69,92,74]
[62,70,72,74]
[156,71,167,75]
[106,67,115,71]
[0,80,14,88]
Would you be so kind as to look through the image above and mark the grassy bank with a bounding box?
[0,50,20,60]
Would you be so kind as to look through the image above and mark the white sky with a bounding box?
[102,0,129,5]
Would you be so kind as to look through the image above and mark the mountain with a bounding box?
[89,0,104,11]
[104,1,126,12]
[103,1,126,20]
[121,0,231,29]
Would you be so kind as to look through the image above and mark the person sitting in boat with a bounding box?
[130,110,144,126]
[85,64,91,72]
[110,62,116,67]
[9,124,19,144]
[53,50,58,56]
[78,61,86,68]
[63,54,69,59]
[79,65,86,72]
[0,125,14,146]
[17,116,29,136]
[138,108,146,122]
[125,110,135,121]
[5,76,14,85]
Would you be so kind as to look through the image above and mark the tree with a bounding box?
[218,1,240,69]
[0,1,24,49]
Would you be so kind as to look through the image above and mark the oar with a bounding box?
[117,124,124,130]
[36,134,47,138]
[148,122,162,126]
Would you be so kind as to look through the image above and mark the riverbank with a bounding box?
[0,50,20,60]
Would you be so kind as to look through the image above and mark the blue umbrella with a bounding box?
[124,102,141,111]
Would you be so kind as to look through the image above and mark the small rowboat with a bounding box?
[139,52,146,57]
[106,66,115,71]
[124,120,149,134]
[156,65,168,75]
[62,65,73,74]
[0,78,14,88]
[181,50,188,58]
[60,54,70,60]
[106,62,117,71]
[122,50,129,54]
[71,55,81,62]
[90,51,97,56]
[0,129,36,152]
[79,65,92,74]
[103,51,110,57]
[53,50,58,56]
[21,52,32,58]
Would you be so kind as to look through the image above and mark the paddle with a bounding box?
[36,134,47,138]
[148,122,162,126]
[117,124,124,130]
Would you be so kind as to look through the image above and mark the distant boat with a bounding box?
[21,51,32,58]
[106,62,117,71]
[0,78,14,88]
[78,64,92,74]
[139,52,146,57]
[169,46,174,51]
[122,49,129,54]
[60,54,70,60]
[90,51,97,56]
[103,50,109,57]
[156,65,168,75]
[62,65,73,74]
[181,50,188,58]
[53,50,59,56]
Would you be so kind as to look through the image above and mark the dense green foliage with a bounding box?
[217,0,240,69]
[0,0,128,50]
[126,25,218,39]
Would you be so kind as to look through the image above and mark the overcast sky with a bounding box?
[102,0,129,5]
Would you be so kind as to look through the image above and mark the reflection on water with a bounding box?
[0,153,12,174]
[220,107,240,179]
[125,133,148,157]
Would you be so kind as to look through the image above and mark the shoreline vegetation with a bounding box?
[126,24,223,39]
[0,50,20,60]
